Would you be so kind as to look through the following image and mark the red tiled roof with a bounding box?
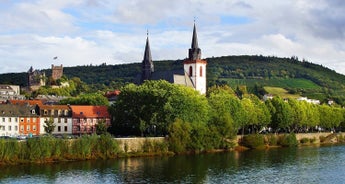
[105,90,121,98]
[8,100,43,106]
[70,105,110,118]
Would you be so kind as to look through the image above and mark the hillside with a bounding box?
[1,55,345,104]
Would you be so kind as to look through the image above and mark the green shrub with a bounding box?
[310,137,317,143]
[337,135,345,143]
[300,137,310,144]
[266,134,278,146]
[278,133,298,147]
[241,134,265,149]
[319,136,326,143]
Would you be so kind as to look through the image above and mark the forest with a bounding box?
[1,55,345,104]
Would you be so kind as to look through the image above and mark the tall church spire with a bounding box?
[141,31,154,83]
[188,23,201,61]
[191,23,199,49]
[184,22,207,94]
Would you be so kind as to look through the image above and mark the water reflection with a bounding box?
[1,145,345,183]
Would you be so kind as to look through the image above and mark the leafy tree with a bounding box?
[270,97,293,132]
[208,85,244,138]
[95,119,108,135]
[60,93,109,105]
[44,117,55,134]
[112,80,209,136]
[288,99,307,131]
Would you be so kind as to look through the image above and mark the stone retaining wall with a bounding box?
[115,137,166,153]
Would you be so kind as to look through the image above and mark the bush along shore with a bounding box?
[1,132,345,165]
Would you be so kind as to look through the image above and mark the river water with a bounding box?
[1,145,345,184]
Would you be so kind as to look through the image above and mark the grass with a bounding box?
[264,86,301,99]
[223,78,321,89]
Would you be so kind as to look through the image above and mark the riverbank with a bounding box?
[0,132,344,165]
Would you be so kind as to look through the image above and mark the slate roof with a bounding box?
[0,104,38,117]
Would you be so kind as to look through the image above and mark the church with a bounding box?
[138,23,207,94]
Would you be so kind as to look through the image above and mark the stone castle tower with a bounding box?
[183,23,207,94]
[27,66,46,91]
[52,64,63,80]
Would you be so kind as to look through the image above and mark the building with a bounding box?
[0,104,40,137]
[137,23,207,94]
[37,105,72,135]
[52,64,63,81]
[28,66,46,91]
[183,23,207,94]
[0,85,25,101]
[70,106,110,135]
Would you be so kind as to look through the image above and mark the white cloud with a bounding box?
[1,0,345,75]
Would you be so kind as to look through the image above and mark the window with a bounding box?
[20,118,24,122]
[33,125,36,131]
[20,125,24,131]
[8,126,11,131]
[27,119,30,123]
[64,118,68,123]
[2,118,5,122]
[15,118,18,122]
[26,126,30,131]
[15,126,18,131]
[51,110,54,116]
[58,110,62,116]
[58,118,61,123]
[189,66,193,77]
[31,110,35,114]
[33,118,36,123]
[44,110,48,115]
[64,110,68,116]
[200,66,203,77]
[9,118,11,122]
[64,126,68,132]
[58,126,61,132]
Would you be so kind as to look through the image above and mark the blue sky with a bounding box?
[1,0,345,74]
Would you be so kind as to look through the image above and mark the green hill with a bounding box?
[1,55,345,104]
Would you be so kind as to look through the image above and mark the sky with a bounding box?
[1,0,345,75]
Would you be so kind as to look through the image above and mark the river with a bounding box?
[1,145,345,184]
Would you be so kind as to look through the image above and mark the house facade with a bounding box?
[70,105,110,135]
[0,104,40,137]
[38,105,72,135]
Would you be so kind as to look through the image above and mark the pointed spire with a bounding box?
[143,30,152,62]
[141,30,154,83]
[191,22,199,49]
[188,22,201,61]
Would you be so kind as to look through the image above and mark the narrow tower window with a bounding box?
[189,66,193,77]
[200,66,203,77]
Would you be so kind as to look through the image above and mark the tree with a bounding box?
[60,93,109,105]
[44,117,55,134]
[269,97,293,132]
[207,85,244,139]
[95,119,108,135]
[112,80,209,136]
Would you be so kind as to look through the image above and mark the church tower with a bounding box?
[184,23,207,94]
[141,32,154,83]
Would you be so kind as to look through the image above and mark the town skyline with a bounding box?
[1,0,345,74]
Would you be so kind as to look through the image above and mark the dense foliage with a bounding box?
[110,80,209,136]
[0,134,119,164]
[112,82,345,142]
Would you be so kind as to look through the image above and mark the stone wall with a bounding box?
[115,137,166,153]
[236,132,345,144]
